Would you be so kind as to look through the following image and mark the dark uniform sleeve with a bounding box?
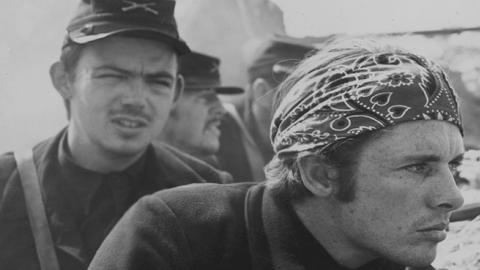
[88,195,193,270]
[159,144,233,184]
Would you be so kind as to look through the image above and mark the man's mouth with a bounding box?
[205,120,221,136]
[111,116,148,129]
[417,222,449,241]
[419,223,449,231]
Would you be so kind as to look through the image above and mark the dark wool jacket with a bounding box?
[89,182,432,270]
[0,129,231,270]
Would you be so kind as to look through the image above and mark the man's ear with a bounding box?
[173,74,184,103]
[50,62,73,100]
[251,78,271,101]
[297,155,339,198]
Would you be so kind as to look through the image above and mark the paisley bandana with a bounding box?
[271,52,463,157]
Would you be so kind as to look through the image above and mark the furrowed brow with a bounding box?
[402,154,442,163]
[403,153,465,163]
[93,65,131,75]
[146,71,176,81]
[93,66,176,80]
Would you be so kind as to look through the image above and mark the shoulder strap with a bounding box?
[14,149,61,270]
[244,184,272,270]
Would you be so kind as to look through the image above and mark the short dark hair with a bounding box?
[265,129,385,203]
[60,43,85,80]
[57,43,85,119]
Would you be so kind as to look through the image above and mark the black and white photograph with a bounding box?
[1,0,480,269]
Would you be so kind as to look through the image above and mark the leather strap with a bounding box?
[244,184,272,270]
[15,150,61,270]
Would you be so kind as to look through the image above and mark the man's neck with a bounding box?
[66,129,145,174]
[292,198,377,269]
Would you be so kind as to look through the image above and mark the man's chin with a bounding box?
[204,142,220,156]
[396,246,437,268]
[104,138,150,157]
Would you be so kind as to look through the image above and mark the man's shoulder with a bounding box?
[0,152,15,171]
[152,143,233,183]
[148,182,257,222]
[0,152,17,190]
[141,182,258,254]
[156,182,256,204]
[0,135,58,221]
[0,134,58,171]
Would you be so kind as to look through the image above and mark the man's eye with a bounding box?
[97,73,124,79]
[405,163,431,175]
[150,79,172,87]
[448,161,460,173]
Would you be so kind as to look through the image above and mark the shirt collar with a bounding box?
[57,131,148,179]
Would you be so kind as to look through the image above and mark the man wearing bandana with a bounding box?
[89,39,465,270]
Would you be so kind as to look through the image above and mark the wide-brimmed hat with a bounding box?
[247,35,317,83]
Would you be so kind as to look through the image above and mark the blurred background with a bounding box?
[2,0,480,153]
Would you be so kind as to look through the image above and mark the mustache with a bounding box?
[205,118,223,129]
[207,112,225,125]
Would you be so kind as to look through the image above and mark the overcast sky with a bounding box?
[274,0,480,36]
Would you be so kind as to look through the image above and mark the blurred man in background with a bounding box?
[217,35,316,181]
[0,1,230,270]
[157,52,243,165]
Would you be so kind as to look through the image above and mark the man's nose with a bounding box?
[121,78,148,107]
[210,97,227,117]
[429,167,464,212]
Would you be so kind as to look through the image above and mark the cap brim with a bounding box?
[214,87,244,95]
[68,25,190,55]
[184,85,244,95]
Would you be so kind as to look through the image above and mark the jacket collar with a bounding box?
[258,186,407,270]
[36,129,154,266]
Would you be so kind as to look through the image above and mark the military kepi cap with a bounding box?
[180,52,244,95]
[64,0,190,54]
[247,35,317,83]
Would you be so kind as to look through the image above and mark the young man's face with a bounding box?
[65,36,179,158]
[334,120,464,267]
[160,88,226,157]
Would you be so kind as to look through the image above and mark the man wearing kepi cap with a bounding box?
[0,1,230,270]
[89,38,464,270]
[157,52,243,165]
[217,35,316,181]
